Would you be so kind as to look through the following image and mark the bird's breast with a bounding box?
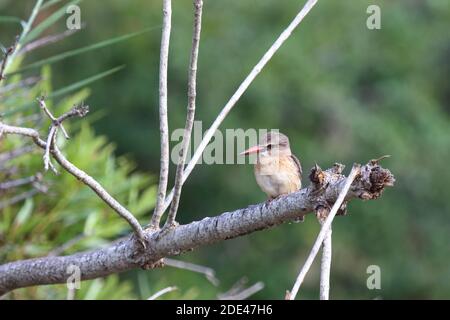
[254,155,301,198]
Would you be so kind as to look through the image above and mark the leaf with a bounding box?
[50,65,124,99]
[3,65,124,117]
[84,279,103,300]
[14,199,34,226]
[84,212,99,236]
[13,27,158,74]
[22,0,83,45]
[0,16,23,25]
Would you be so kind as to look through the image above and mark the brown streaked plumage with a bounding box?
[241,131,302,199]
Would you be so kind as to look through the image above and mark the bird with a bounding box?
[240,131,302,200]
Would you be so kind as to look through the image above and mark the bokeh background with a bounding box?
[1,0,449,299]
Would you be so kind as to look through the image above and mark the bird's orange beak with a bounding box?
[240,145,263,156]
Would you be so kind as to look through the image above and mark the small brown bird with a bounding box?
[241,131,302,199]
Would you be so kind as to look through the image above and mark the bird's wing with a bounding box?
[290,154,303,177]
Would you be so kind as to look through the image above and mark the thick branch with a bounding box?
[166,0,203,226]
[0,160,394,294]
[151,0,172,228]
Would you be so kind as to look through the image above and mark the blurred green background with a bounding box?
[0,0,449,299]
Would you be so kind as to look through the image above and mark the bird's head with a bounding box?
[240,131,292,158]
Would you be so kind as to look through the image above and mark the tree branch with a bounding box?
[161,0,319,213]
[166,0,203,227]
[147,286,177,300]
[0,114,146,244]
[165,258,219,286]
[0,173,42,191]
[319,225,332,300]
[0,37,18,84]
[0,159,394,294]
[218,279,264,300]
[288,165,361,300]
[151,0,172,228]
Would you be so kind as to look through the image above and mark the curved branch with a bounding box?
[0,160,394,295]
[0,120,146,243]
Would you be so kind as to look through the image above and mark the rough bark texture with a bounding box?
[0,160,394,295]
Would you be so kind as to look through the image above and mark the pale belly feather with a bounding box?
[254,156,301,199]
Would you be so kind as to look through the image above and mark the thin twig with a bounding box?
[0,145,34,163]
[151,0,172,228]
[38,96,69,139]
[47,233,86,257]
[161,0,319,213]
[0,188,40,211]
[319,225,332,300]
[165,0,203,227]
[0,76,41,95]
[43,125,57,171]
[19,27,83,55]
[0,113,146,245]
[218,279,264,300]
[288,165,361,300]
[0,38,18,84]
[147,286,177,300]
[165,258,219,286]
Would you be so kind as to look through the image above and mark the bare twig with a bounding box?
[19,27,83,55]
[0,113,146,244]
[165,258,219,286]
[147,286,177,300]
[0,145,34,164]
[43,125,57,171]
[218,278,264,300]
[0,173,42,191]
[319,224,332,300]
[0,188,42,210]
[165,0,203,227]
[0,38,18,84]
[38,96,69,139]
[0,76,41,95]
[288,165,361,300]
[151,0,172,228]
[47,233,86,257]
[161,0,319,213]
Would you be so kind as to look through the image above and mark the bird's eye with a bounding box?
[267,144,272,150]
